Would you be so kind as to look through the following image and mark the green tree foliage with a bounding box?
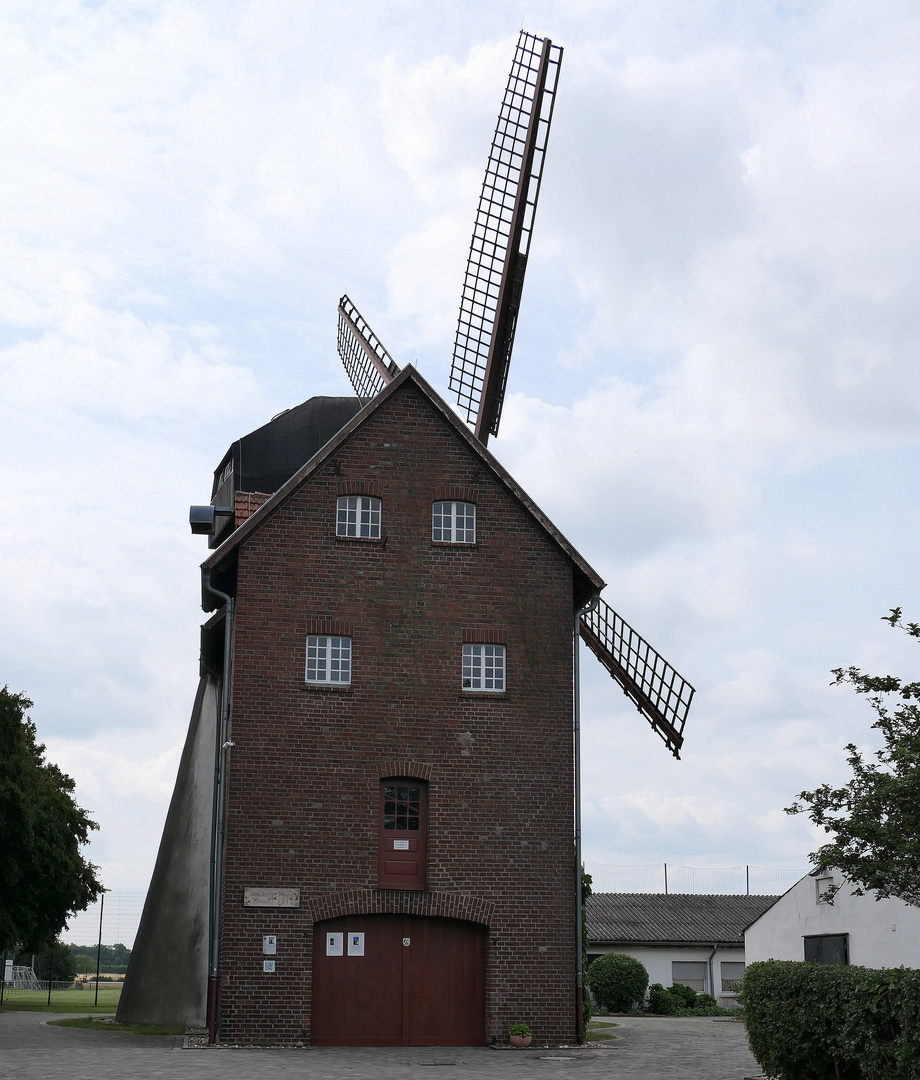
[585,952,649,1013]
[68,943,131,973]
[786,609,920,906]
[0,687,103,951]
[15,940,76,981]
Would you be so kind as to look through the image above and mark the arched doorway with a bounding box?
[311,914,486,1046]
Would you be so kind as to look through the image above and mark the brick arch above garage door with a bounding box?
[308,890,495,926]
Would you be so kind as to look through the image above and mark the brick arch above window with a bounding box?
[337,479,381,498]
[432,484,478,504]
[307,890,495,927]
[376,760,433,781]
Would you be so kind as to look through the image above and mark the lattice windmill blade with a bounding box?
[337,295,401,399]
[580,598,694,759]
[449,31,563,446]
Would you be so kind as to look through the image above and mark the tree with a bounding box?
[585,952,649,1012]
[16,940,77,982]
[0,687,103,951]
[786,609,920,906]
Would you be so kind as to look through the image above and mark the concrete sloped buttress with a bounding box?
[116,675,218,1027]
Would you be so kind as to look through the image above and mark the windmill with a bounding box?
[336,30,695,760]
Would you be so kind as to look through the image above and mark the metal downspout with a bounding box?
[707,944,718,1001]
[204,568,233,1046]
[574,594,599,1044]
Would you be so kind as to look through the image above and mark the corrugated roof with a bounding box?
[587,893,780,946]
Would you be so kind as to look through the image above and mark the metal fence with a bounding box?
[62,890,145,951]
[585,863,808,895]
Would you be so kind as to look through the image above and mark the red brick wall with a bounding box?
[218,381,577,1044]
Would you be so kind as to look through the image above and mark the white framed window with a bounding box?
[462,643,505,692]
[816,876,834,903]
[721,962,745,993]
[336,496,381,538]
[432,501,476,543]
[306,635,351,684]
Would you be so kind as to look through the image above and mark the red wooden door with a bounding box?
[378,780,427,889]
[311,915,485,1046]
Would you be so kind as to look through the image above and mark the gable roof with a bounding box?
[587,893,780,947]
[202,365,605,607]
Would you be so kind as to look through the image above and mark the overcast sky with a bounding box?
[3,0,919,897]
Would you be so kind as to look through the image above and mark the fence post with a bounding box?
[0,951,6,1005]
[746,865,750,895]
[664,863,668,894]
[47,942,54,1006]
[94,891,105,1007]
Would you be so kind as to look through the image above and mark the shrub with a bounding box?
[742,960,920,1080]
[508,1023,532,1038]
[668,982,699,1009]
[585,953,649,1012]
[646,983,678,1014]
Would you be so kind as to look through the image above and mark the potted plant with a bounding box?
[509,1023,533,1048]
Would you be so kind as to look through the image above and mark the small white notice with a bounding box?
[347,932,365,956]
[403,938,411,947]
[263,960,276,973]
[393,840,409,850]
[326,932,344,956]
[263,935,277,955]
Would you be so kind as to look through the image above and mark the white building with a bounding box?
[586,893,779,1008]
[744,869,920,968]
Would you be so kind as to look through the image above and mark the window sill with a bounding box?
[459,691,508,698]
[301,683,354,693]
[430,540,477,548]
[335,534,384,544]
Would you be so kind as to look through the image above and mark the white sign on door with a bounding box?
[393,839,409,850]
[347,932,365,956]
[326,932,344,956]
[263,935,277,955]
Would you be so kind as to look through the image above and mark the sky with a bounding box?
[2,0,920,899]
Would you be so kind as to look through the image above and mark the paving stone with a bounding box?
[0,1010,762,1080]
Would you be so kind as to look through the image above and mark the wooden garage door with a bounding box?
[311,914,486,1046]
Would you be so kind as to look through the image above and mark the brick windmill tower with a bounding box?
[118,31,693,1047]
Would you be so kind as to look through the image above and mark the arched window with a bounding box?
[336,495,381,538]
[378,779,427,890]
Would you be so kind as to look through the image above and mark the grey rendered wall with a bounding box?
[116,674,218,1026]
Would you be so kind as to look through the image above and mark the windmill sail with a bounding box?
[580,598,694,759]
[449,31,563,445]
[338,295,401,399]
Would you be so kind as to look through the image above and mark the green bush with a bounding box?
[585,953,649,1013]
[669,982,699,1009]
[646,983,678,1014]
[742,960,920,1080]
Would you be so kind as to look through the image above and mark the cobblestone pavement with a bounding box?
[0,1011,763,1080]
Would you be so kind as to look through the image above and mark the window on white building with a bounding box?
[671,961,707,993]
[804,934,848,965]
[462,643,505,692]
[306,635,352,684]
[816,876,834,903]
[721,962,745,993]
[432,501,476,543]
[336,496,381,538]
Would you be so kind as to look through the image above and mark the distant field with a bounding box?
[0,987,122,1012]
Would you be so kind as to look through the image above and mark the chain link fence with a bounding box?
[585,863,808,895]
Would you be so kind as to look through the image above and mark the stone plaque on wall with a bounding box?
[243,887,300,908]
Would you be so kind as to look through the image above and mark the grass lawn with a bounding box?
[48,1016,185,1036]
[587,1020,618,1041]
[0,987,122,1013]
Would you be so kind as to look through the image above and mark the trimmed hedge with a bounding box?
[585,953,649,1012]
[742,960,920,1079]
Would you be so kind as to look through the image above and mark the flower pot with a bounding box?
[509,1035,532,1048]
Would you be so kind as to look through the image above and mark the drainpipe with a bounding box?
[204,568,233,1046]
[707,944,718,1001]
[574,594,600,1045]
